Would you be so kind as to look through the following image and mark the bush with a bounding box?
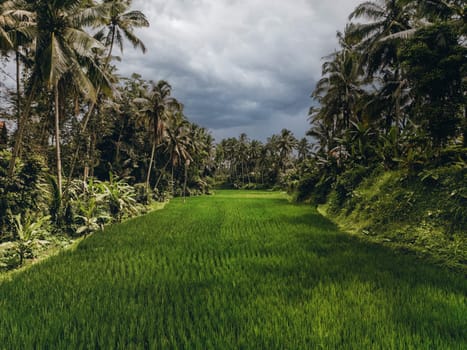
[293,166,335,204]
[333,165,370,207]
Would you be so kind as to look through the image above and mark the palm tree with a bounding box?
[346,1,414,135]
[96,0,148,66]
[237,133,249,184]
[83,0,148,121]
[296,137,311,163]
[135,80,181,191]
[165,113,193,199]
[8,1,34,144]
[276,129,298,172]
[66,0,148,181]
[248,139,263,183]
[30,0,104,195]
[3,0,35,175]
[312,36,363,135]
[347,0,413,76]
[0,0,16,51]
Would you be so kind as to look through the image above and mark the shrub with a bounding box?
[333,165,369,207]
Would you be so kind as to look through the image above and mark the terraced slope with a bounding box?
[0,191,466,349]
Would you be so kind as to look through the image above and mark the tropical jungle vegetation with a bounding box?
[0,0,215,269]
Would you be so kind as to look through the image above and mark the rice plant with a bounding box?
[0,190,465,349]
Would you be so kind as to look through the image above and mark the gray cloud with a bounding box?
[116,0,362,141]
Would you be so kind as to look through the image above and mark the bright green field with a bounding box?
[0,190,466,349]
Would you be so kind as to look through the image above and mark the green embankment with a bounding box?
[318,167,467,272]
[0,191,466,349]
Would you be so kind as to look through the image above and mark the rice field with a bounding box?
[0,190,466,349]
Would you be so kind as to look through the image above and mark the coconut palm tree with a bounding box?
[96,0,148,65]
[65,0,148,182]
[0,0,16,51]
[30,0,104,195]
[276,129,298,172]
[81,0,148,126]
[237,133,250,185]
[3,0,35,175]
[165,113,193,198]
[346,1,415,136]
[312,41,363,137]
[8,1,34,141]
[134,80,181,191]
[347,0,414,77]
[296,137,311,163]
[248,139,263,183]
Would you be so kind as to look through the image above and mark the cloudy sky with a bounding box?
[116,0,363,142]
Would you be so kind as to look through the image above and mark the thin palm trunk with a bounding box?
[15,50,21,140]
[154,157,171,191]
[8,81,37,176]
[146,139,156,191]
[183,161,188,203]
[54,83,63,197]
[241,162,244,185]
[171,165,175,195]
[67,32,116,183]
[114,122,125,166]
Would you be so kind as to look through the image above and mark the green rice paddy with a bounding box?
[0,190,466,349]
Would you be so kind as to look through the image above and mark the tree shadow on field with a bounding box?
[244,211,467,344]
[278,211,467,291]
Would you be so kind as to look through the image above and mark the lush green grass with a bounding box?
[0,190,466,349]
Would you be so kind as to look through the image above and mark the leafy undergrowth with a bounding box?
[320,165,467,272]
[0,190,466,348]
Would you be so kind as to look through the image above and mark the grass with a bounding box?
[0,190,466,349]
[320,168,467,272]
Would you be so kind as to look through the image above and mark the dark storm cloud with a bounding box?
[116,0,362,141]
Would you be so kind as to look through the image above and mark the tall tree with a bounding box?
[135,80,181,191]
[347,0,414,134]
[31,0,103,195]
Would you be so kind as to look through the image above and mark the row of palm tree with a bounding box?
[0,0,149,198]
[215,129,311,187]
[0,0,216,243]
[309,0,465,171]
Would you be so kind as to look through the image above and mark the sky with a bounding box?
[116,0,364,142]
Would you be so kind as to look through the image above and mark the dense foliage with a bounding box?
[213,130,310,189]
[296,0,467,268]
[0,0,214,268]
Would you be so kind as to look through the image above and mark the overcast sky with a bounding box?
[116,0,363,142]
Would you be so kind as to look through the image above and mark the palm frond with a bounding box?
[65,27,104,57]
[120,25,146,52]
[349,1,385,20]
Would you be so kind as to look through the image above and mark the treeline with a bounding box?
[0,0,214,268]
[213,0,466,256]
[214,130,311,188]
[297,0,466,268]
[299,0,466,201]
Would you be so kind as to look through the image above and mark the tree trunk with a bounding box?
[15,50,21,142]
[54,83,63,197]
[241,162,244,185]
[463,104,467,148]
[8,83,37,176]
[66,30,116,184]
[171,165,174,196]
[146,139,156,191]
[154,157,171,191]
[114,122,125,167]
[183,161,188,203]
